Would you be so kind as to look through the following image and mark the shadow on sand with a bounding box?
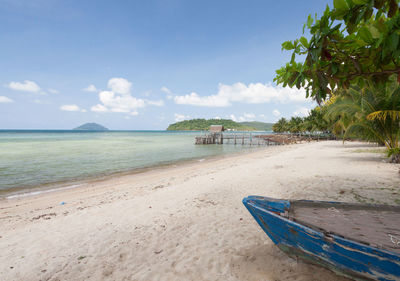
[230,243,350,281]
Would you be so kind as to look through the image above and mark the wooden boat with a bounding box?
[242,196,400,281]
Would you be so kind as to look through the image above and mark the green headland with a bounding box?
[166,119,273,131]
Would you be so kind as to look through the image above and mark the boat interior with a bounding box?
[288,201,400,254]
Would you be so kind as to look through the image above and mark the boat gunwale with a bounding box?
[291,199,400,212]
[244,197,400,260]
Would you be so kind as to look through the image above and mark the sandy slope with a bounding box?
[1,141,399,281]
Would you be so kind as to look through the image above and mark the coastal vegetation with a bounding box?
[272,108,329,135]
[274,0,400,162]
[73,123,109,131]
[167,119,272,131]
[239,121,273,131]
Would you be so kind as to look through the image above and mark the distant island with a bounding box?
[238,121,273,131]
[73,123,109,131]
[166,119,273,131]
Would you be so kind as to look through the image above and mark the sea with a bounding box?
[0,130,267,197]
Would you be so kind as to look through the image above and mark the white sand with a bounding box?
[1,141,399,281]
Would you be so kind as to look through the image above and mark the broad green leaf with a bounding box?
[352,0,368,4]
[388,32,399,51]
[281,41,295,50]
[368,25,380,39]
[334,0,349,11]
[299,36,309,48]
[358,26,373,43]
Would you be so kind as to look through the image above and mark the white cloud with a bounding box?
[161,86,173,99]
[229,114,237,122]
[174,92,230,107]
[8,80,40,92]
[171,82,308,107]
[145,99,164,106]
[174,113,190,122]
[83,84,97,92]
[0,96,13,103]
[60,104,83,112]
[242,113,256,121]
[161,86,172,95]
[272,109,281,117]
[293,107,310,117]
[108,78,131,95]
[48,88,59,94]
[229,113,257,122]
[91,104,108,112]
[91,78,163,115]
[99,91,145,113]
[214,116,221,120]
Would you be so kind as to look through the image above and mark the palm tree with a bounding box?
[273,118,288,133]
[288,117,303,134]
[327,78,400,161]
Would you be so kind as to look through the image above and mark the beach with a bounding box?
[1,141,399,281]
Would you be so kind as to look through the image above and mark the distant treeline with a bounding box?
[166,119,273,131]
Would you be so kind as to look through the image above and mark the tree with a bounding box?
[272,117,289,133]
[306,107,331,133]
[326,77,400,157]
[274,0,400,103]
[288,117,304,134]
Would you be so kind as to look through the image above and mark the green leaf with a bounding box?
[334,0,349,11]
[352,0,368,4]
[388,32,399,51]
[368,25,380,39]
[299,36,309,48]
[281,41,295,50]
[358,26,373,43]
[331,63,338,75]
[307,14,313,28]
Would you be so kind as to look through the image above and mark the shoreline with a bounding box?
[1,141,399,281]
[0,144,268,200]
[1,144,274,200]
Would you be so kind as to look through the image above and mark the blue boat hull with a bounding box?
[243,196,400,281]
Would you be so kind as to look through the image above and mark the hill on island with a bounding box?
[166,119,272,131]
[238,121,273,131]
[73,123,109,131]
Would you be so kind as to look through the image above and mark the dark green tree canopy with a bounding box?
[274,0,400,103]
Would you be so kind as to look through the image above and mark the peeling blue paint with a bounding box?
[243,196,400,281]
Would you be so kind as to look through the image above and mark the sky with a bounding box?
[0,0,331,130]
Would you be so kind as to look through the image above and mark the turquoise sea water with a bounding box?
[0,130,263,195]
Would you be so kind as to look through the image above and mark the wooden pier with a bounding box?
[195,132,280,146]
[195,131,336,146]
[194,125,335,146]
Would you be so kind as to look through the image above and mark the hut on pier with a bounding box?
[210,125,224,144]
[209,125,224,133]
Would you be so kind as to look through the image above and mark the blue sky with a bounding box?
[0,0,330,130]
